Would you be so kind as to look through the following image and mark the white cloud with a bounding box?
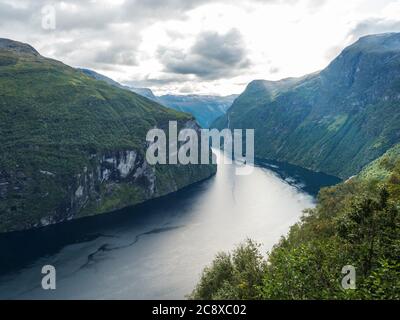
[0,0,399,95]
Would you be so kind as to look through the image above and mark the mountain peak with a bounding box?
[349,32,400,53]
[0,38,40,56]
[246,76,306,96]
[321,32,400,89]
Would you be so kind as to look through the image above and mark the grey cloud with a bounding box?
[0,0,220,71]
[123,0,213,19]
[126,75,191,88]
[35,0,215,32]
[95,50,137,66]
[348,18,400,42]
[307,0,327,10]
[269,66,280,74]
[179,84,197,93]
[0,0,308,32]
[0,0,304,72]
[158,29,251,80]
[0,0,355,94]
[0,2,31,25]
[94,42,140,66]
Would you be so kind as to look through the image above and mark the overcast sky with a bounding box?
[1,0,400,95]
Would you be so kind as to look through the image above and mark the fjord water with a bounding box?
[0,150,339,299]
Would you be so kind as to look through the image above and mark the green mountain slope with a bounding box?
[78,68,160,101]
[358,143,400,181]
[214,33,400,179]
[78,68,236,128]
[0,39,216,233]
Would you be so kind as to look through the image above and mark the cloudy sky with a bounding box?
[1,0,400,95]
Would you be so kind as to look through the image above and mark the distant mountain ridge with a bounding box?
[158,94,238,128]
[213,33,400,179]
[79,68,237,128]
[78,68,159,101]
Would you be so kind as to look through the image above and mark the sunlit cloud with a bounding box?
[0,0,399,95]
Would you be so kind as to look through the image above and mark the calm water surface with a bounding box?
[0,150,339,299]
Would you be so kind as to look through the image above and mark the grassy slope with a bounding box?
[358,144,400,181]
[0,45,215,232]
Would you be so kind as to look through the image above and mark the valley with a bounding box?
[0,150,338,299]
[0,31,399,300]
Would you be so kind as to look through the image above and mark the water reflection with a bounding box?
[0,150,339,299]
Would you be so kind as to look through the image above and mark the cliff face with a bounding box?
[213,33,400,179]
[0,39,216,233]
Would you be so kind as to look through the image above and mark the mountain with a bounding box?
[158,94,238,128]
[78,69,235,127]
[130,87,159,101]
[78,68,127,89]
[0,39,216,233]
[78,68,159,101]
[213,33,400,179]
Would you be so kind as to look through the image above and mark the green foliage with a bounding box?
[262,239,349,299]
[192,156,400,300]
[359,144,400,181]
[190,239,265,300]
[360,259,400,299]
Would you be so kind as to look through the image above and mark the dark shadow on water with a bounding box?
[78,225,184,271]
[255,158,341,197]
[0,176,214,276]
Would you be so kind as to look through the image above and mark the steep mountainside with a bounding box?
[0,39,216,233]
[358,143,400,181]
[130,87,160,101]
[159,94,238,128]
[78,68,160,101]
[79,68,236,128]
[214,33,400,178]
